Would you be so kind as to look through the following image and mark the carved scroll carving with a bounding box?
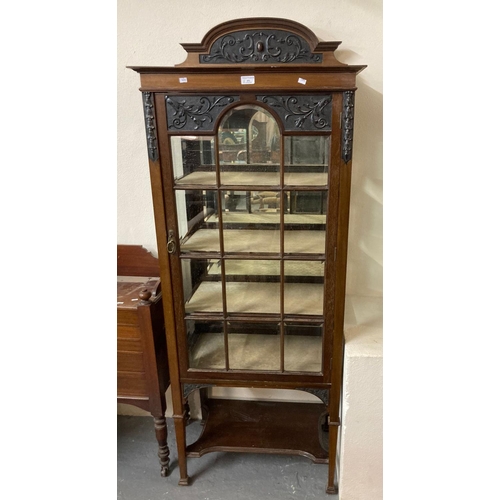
[257,95,332,131]
[166,95,239,132]
[342,91,355,163]
[200,30,322,64]
[142,92,158,161]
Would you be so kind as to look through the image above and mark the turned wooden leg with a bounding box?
[326,423,339,494]
[154,416,170,477]
[173,414,189,485]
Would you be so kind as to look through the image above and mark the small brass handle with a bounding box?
[167,230,177,255]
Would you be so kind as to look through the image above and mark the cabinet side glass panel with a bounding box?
[183,259,223,314]
[176,190,220,253]
[171,136,216,186]
[187,320,225,370]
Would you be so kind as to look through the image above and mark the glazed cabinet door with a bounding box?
[165,95,337,380]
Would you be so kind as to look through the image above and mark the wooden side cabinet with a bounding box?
[128,17,365,493]
[117,244,170,476]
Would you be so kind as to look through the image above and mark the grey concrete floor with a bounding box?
[118,415,338,500]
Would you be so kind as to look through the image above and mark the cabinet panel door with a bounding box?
[168,100,332,376]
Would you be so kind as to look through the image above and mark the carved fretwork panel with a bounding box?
[257,95,332,131]
[341,91,355,163]
[166,95,239,132]
[296,388,330,406]
[200,30,322,64]
[142,92,158,161]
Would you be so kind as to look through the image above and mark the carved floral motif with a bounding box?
[258,95,332,131]
[166,95,238,131]
[200,30,322,64]
[342,91,355,163]
[142,92,158,161]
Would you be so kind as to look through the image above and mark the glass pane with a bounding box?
[216,259,281,314]
[218,105,280,186]
[284,261,324,316]
[176,190,220,254]
[284,323,323,373]
[171,136,216,186]
[221,189,281,254]
[187,320,225,370]
[228,322,280,371]
[284,191,326,255]
[284,136,330,186]
[183,259,223,314]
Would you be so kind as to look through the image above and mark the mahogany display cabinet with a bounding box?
[129,17,365,493]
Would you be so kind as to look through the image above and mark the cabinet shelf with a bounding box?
[181,229,326,255]
[206,213,326,225]
[185,281,324,316]
[174,171,328,188]
[186,399,328,463]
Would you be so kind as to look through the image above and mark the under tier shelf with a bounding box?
[175,171,328,187]
[184,281,324,315]
[181,229,326,254]
[186,398,328,463]
[190,332,322,372]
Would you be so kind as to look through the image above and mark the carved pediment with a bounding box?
[178,17,345,67]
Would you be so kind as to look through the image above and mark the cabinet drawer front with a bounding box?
[117,309,139,326]
[117,338,143,352]
[117,371,148,397]
[117,351,145,373]
[117,325,141,340]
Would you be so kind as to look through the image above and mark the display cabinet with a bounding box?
[129,17,365,493]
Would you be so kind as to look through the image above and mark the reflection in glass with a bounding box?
[187,320,225,370]
[176,190,219,253]
[284,136,329,186]
[228,322,280,371]
[284,323,323,372]
[284,261,324,316]
[171,136,215,185]
[210,259,281,314]
[221,189,281,254]
[183,259,223,314]
[218,105,281,186]
[284,191,326,255]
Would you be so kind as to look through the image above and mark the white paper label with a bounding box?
[241,76,255,85]
[298,78,307,85]
[179,77,188,83]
